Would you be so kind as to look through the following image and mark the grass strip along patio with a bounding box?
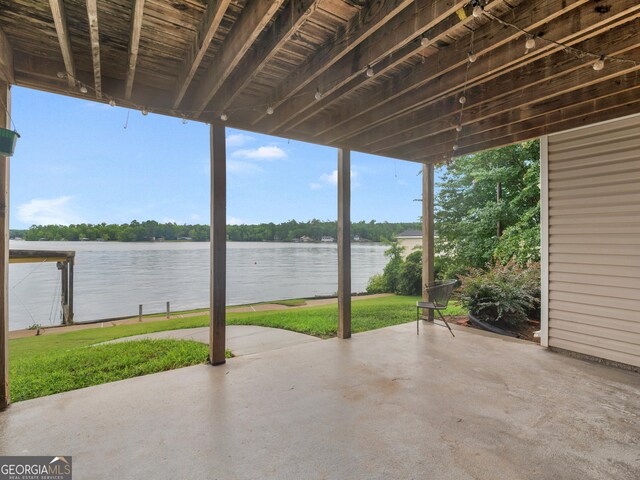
[9,295,466,401]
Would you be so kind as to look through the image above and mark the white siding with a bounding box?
[547,115,640,368]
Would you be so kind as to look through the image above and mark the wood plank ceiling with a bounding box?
[0,0,638,164]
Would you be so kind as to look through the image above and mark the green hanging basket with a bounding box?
[0,128,19,157]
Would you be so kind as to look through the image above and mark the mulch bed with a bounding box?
[448,316,541,343]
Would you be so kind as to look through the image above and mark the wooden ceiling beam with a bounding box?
[256,0,473,134]
[364,19,640,154]
[125,0,146,100]
[412,88,640,164]
[172,0,232,109]
[48,0,75,88]
[211,0,320,115]
[0,27,14,84]
[308,0,595,144]
[276,1,507,134]
[86,0,102,97]
[246,0,416,127]
[191,0,288,115]
[401,62,640,160]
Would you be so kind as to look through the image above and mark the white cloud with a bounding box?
[226,133,255,147]
[228,216,245,225]
[227,160,263,175]
[310,169,359,189]
[17,196,82,226]
[233,146,286,160]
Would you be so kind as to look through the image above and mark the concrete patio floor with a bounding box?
[1,322,638,480]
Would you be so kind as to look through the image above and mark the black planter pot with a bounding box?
[468,312,519,338]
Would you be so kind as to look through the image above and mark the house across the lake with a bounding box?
[396,230,422,257]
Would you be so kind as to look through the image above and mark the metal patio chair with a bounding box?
[416,280,457,337]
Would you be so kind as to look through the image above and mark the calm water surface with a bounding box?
[9,241,387,331]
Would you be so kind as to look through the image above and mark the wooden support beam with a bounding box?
[192,0,287,114]
[125,0,146,100]
[337,148,351,339]
[411,77,640,164]
[277,1,504,134]
[310,0,602,144]
[212,0,319,114]
[68,258,74,324]
[376,22,640,155]
[209,123,226,365]
[0,81,9,409]
[0,28,14,84]
[421,163,434,321]
[173,0,232,109]
[86,0,102,97]
[48,0,76,88]
[248,0,415,127]
[256,0,468,133]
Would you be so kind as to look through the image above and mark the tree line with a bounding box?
[11,219,421,243]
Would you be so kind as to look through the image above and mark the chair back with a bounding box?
[425,280,457,308]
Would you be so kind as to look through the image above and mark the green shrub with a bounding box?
[397,250,422,295]
[366,273,387,294]
[458,262,540,327]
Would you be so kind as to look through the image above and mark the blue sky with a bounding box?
[10,87,431,229]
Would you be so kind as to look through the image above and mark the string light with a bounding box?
[525,34,536,52]
[452,144,458,151]
[472,0,483,18]
[48,0,635,142]
[593,55,605,71]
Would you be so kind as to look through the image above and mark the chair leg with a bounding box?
[436,309,455,337]
[416,307,419,335]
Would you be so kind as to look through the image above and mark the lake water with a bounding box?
[8,241,388,331]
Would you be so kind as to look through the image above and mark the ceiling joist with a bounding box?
[190,0,288,115]
[2,0,639,163]
[48,0,75,88]
[173,0,232,109]
[125,0,146,100]
[86,0,102,97]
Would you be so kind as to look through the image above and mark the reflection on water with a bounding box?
[9,241,387,331]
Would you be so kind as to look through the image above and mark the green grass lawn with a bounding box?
[9,295,466,402]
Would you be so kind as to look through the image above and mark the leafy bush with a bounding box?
[458,262,540,327]
[366,274,387,294]
[397,250,422,295]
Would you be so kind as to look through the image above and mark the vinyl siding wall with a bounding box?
[547,115,640,368]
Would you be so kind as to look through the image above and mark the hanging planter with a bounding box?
[0,128,19,156]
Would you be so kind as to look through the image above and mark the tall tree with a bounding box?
[435,140,540,278]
